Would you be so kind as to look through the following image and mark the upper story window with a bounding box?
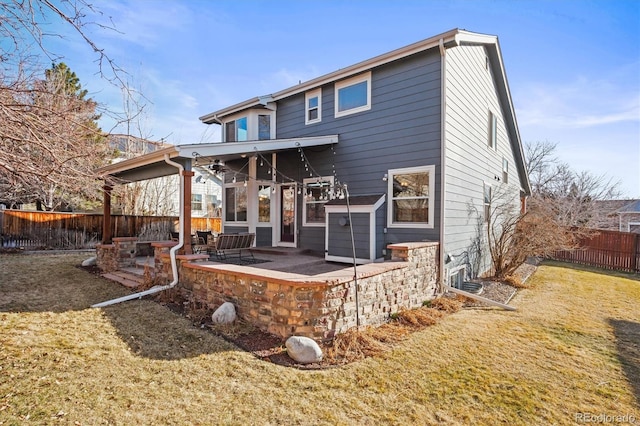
[225,117,248,142]
[191,194,203,211]
[305,89,322,125]
[335,72,371,118]
[303,176,334,226]
[258,115,271,140]
[387,165,435,229]
[223,109,275,142]
[488,111,497,150]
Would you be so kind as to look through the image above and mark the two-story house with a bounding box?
[197,28,529,278]
[99,28,530,286]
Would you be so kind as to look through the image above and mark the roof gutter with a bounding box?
[92,154,184,308]
[201,29,463,122]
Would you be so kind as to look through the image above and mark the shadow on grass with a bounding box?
[0,253,236,360]
[100,300,236,361]
[609,319,640,407]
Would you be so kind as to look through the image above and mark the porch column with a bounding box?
[102,185,112,244]
[182,170,195,254]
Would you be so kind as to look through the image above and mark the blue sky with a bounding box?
[44,0,639,197]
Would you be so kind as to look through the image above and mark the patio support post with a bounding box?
[183,170,195,254]
[102,185,112,244]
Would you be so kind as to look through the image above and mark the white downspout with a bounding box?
[92,154,185,308]
[438,38,447,294]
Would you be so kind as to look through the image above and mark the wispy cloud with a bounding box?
[516,64,640,129]
[93,0,193,49]
[259,66,323,94]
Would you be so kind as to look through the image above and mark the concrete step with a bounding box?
[102,270,146,289]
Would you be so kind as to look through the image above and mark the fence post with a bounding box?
[633,233,639,273]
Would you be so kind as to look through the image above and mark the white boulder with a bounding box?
[285,336,323,364]
[211,302,236,324]
[81,256,97,267]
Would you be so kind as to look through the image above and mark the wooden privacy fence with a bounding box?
[553,229,640,273]
[0,210,221,250]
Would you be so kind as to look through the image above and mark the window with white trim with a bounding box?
[387,165,435,228]
[335,72,371,118]
[225,116,248,142]
[305,89,321,125]
[258,115,271,140]
[258,184,271,223]
[303,176,334,226]
[191,194,203,211]
[483,182,492,223]
[223,110,276,142]
[488,111,497,149]
[224,185,247,222]
[502,158,509,184]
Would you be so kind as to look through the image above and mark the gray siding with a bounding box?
[443,45,523,277]
[327,212,370,259]
[255,227,271,247]
[275,50,443,251]
[223,225,249,234]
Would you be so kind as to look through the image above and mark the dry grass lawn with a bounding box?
[1,254,638,425]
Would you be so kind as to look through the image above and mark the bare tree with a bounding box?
[0,1,147,210]
[1,62,109,210]
[525,141,621,228]
[484,141,622,277]
[484,184,579,278]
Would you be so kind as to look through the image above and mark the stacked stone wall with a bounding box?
[178,242,439,341]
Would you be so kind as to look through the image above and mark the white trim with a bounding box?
[334,72,372,118]
[302,176,334,227]
[305,88,322,125]
[488,110,497,150]
[387,165,435,229]
[199,29,481,122]
[324,196,385,264]
[483,181,492,223]
[178,135,338,160]
[222,183,249,226]
[628,222,640,232]
[221,110,276,142]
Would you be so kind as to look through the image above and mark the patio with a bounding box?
[96,238,440,341]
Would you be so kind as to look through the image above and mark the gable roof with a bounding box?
[199,28,530,195]
[618,199,640,213]
[201,28,483,123]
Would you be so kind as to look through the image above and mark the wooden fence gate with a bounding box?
[553,229,640,273]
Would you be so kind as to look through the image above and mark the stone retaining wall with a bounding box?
[97,238,439,341]
[172,241,439,341]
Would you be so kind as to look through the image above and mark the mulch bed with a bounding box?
[80,259,537,369]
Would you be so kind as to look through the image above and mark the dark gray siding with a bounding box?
[274,50,443,251]
[327,212,370,259]
[256,227,271,247]
[224,226,249,234]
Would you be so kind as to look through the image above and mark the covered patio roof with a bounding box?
[99,135,339,183]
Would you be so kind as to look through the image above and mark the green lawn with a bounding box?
[1,254,638,425]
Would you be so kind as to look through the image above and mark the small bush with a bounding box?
[430,297,463,313]
[503,274,527,289]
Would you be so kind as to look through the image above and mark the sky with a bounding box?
[41,0,640,197]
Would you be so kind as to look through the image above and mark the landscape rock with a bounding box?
[285,336,323,364]
[211,302,236,324]
[81,256,97,267]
